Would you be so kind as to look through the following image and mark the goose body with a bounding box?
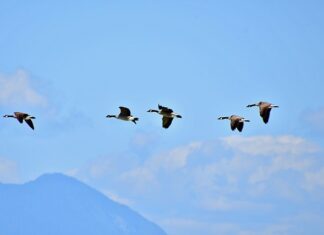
[218,115,250,132]
[106,106,139,124]
[3,112,36,130]
[147,104,182,129]
[247,101,279,124]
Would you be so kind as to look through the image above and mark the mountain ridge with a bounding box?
[0,173,167,235]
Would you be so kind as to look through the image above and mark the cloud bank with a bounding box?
[0,69,47,107]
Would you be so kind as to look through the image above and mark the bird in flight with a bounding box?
[3,112,36,130]
[106,106,139,124]
[218,115,250,132]
[246,101,279,124]
[147,104,182,129]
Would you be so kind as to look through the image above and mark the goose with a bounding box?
[147,104,182,129]
[106,106,139,124]
[3,112,36,130]
[246,101,279,124]
[218,115,250,132]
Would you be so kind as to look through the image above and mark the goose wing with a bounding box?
[260,107,271,124]
[162,117,173,129]
[24,119,34,130]
[230,119,238,131]
[237,121,244,132]
[14,112,27,123]
[119,106,131,116]
[158,105,173,114]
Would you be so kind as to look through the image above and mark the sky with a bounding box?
[1,1,324,234]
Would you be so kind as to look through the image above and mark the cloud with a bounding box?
[238,224,292,235]
[120,142,203,190]
[249,155,312,184]
[65,135,323,235]
[200,196,272,211]
[102,190,133,206]
[221,135,319,156]
[0,157,20,183]
[0,69,47,107]
[161,218,239,235]
[121,167,158,192]
[67,154,133,181]
[161,213,324,235]
[189,135,322,212]
[149,142,203,170]
[220,136,321,189]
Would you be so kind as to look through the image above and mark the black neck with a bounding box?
[4,115,15,118]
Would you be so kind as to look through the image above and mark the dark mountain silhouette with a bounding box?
[0,173,167,235]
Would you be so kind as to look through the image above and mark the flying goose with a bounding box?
[218,115,250,132]
[3,112,36,130]
[147,104,182,129]
[246,101,279,124]
[106,106,139,124]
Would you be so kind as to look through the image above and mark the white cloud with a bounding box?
[200,196,272,211]
[161,213,324,235]
[249,155,312,184]
[0,69,47,107]
[190,135,321,211]
[88,159,114,179]
[238,224,292,235]
[0,157,20,183]
[64,168,79,177]
[121,167,157,192]
[149,142,203,171]
[161,217,239,235]
[222,135,319,156]
[64,135,323,234]
[220,136,321,192]
[120,142,203,191]
[102,190,133,206]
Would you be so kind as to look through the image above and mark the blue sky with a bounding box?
[1,1,324,234]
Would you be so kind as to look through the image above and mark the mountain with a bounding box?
[0,173,167,235]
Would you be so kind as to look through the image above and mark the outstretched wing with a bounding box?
[14,112,27,123]
[237,121,244,132]
[230,119,237,131]
[162,117,173,129]
[260,107,271,124]
[158,105,173,114]
[119,106,131,116]
[24,119,34,130]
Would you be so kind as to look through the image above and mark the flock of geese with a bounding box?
[3,101,279,131]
